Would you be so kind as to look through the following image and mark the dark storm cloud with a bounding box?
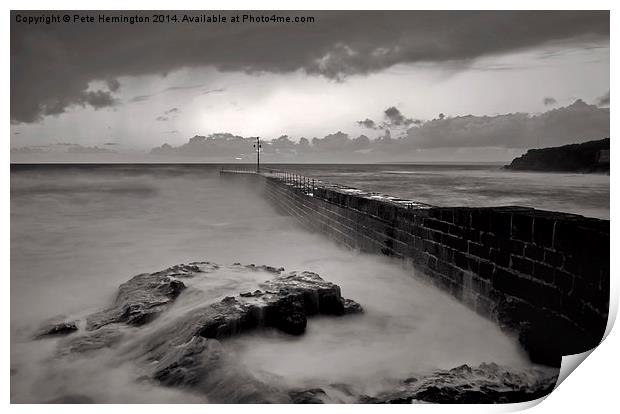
[543,97,557,106]
[383,106,416,127]
[403,99,609,149]
[357,118,377,129]
[597,91,610,107]
[106,79,121,92]
[360,107,421,130]
[11,10,609,123]
[81,90,118,108]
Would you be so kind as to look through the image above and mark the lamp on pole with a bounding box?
[252,137,262,173]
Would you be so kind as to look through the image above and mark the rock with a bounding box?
[152,336,213,387]
[50,262,363,403]
[240,290,263,298]
[47,394,94,404]
[364,363,558,404]
[289,388,328,403]
[86,271,186,330]
[58,325,126,356]
[267,294,307,335]
[150,337,289,403]
[128,268,362,393]
[34,318,78,338]
[263,271,355,316]
[343,298,364,315]
[161,263,203,277]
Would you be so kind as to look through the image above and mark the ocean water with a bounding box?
[271,163,610,219]
[11,163,605,403]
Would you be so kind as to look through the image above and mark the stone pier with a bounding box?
[221,170,610,366]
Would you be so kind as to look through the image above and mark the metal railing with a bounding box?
[220,167,431,210]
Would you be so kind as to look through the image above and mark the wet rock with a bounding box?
[243,264,285,274]
[58,325,126,356]
[150,336,289,403]
[263,271,355,316]
[364,363,558,404]
[141,270,362,346]
[86,271,186,330]
[289,388,328,404]
[161,263,203,277]
[267,294,307,335]
[343,298,364,315]
[152,336,213,387]
[34,318,78,338]
[240,290,263,298]
[51,262,363,403]
[129,268,362,395]
[47,394,94,404]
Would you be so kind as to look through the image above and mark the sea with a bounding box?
[10,163,609,403]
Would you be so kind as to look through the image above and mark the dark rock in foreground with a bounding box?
[47,394,95,404]
[34,318,78,338]
[289,388,328,404]
[58,325,127,356]
[505,138,609,172]
[51,262,363,402]
[138,269,364,392]
[86,268,187,330]
[360,363,558,404]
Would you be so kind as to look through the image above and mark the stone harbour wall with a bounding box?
[223,171,609,366]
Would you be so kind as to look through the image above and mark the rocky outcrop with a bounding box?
[359,363,557,404]
[289,388,329,404]
[39,261,558,404]
[47,394,95,404]
[86,268,187,330]
[58,325,127,356]
[34,317,78,338]
[505,138,610,172]
[47,262,363,402]
[133,269,363,391]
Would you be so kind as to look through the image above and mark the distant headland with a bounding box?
[505,138,610,173]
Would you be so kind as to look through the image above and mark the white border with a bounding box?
[3,1,616,413]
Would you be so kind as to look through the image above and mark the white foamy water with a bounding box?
[10,164,568,403]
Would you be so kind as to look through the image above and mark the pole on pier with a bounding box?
[252,137,261,173]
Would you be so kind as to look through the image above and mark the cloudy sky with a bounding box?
[10,10,610,162]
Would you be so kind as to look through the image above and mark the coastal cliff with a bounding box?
[505,138,609,172]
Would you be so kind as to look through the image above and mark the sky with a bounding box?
[10,10,610,162]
